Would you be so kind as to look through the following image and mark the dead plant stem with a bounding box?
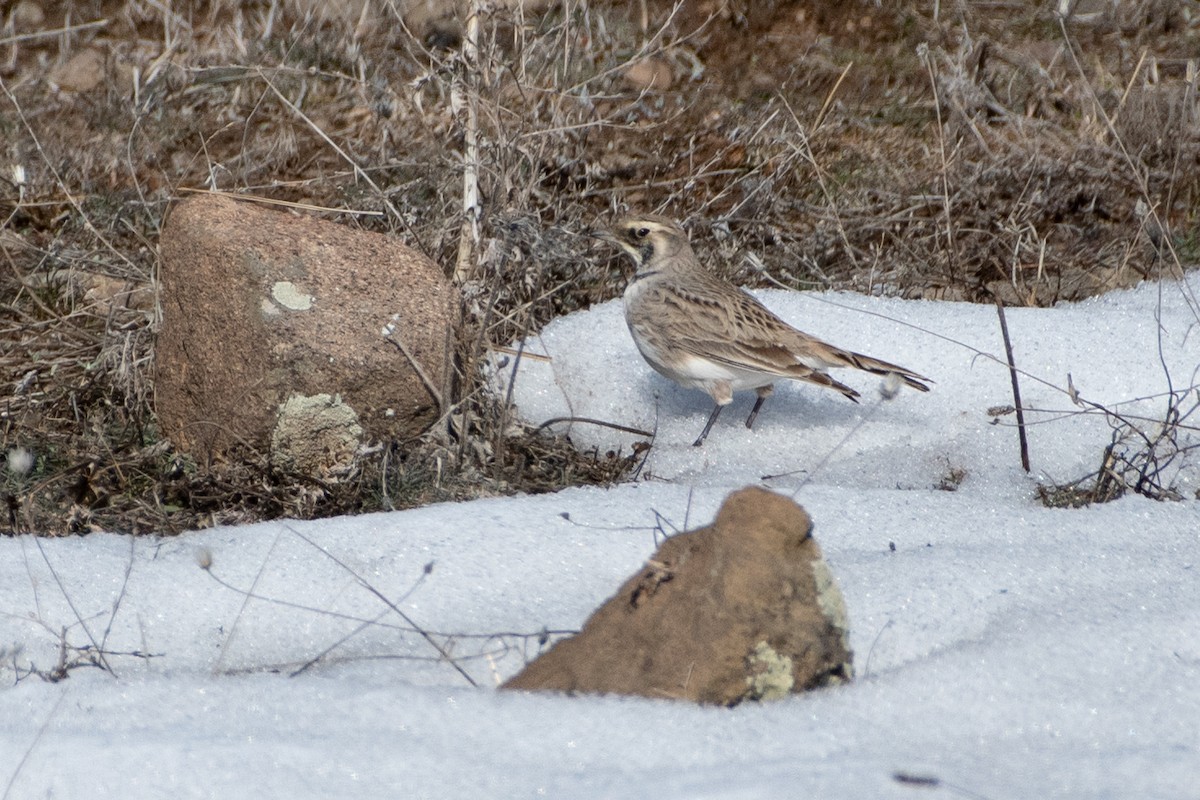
[919,45,959,283]
[254,69,422,251]
[385,331,444,411]
[454,0,483,285]
[1,688,67,800]
[284,524,479,687]
[994,297,1031,472]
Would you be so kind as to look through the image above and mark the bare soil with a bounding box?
[2,0,1197,533]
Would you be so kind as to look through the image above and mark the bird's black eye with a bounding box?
[634,227,650,239]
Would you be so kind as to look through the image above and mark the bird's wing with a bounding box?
[656,280,831,370]
[658,280,931,392]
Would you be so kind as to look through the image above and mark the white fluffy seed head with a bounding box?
[879,372,903,401]
[6,447,34,476]
[195,547,213,571]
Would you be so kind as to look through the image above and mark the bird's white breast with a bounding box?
[624,278,775,394]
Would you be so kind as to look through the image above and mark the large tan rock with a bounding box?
[155,194,457,471]
[502,487,854,704]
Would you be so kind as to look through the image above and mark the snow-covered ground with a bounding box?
[3,275,1199,799]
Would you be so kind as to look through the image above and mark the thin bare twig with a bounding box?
[534,417,654,438]
[30,537,113,675]
[176,188,385,217]
[919,43,960,284]
[994,297,1031,472]
[0,18,109,47]
[2,689,67,800]
[253,69,425,253]
[283,524,479,687]
[385,331,445,412]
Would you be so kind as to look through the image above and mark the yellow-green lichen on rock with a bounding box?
[271,392,363,479]
[745,641,795,701]
[811,557,854,682]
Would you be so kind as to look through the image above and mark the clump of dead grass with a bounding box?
[1033,379,1200,507]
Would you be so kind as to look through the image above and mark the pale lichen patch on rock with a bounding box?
[270,281,314,311]
[812,558,854,682]
[270,393,364,479]
[745,641,795,701]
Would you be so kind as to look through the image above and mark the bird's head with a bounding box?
[594,214,690,269]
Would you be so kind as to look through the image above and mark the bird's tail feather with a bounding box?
[842,351,932,392]
[797,368,862,402]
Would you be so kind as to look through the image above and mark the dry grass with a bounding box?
[1,0,1198,533]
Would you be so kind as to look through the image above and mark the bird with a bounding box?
[596,213,931,447]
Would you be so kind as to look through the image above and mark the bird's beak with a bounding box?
[589,227,617,244]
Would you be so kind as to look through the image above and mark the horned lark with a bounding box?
[598,214,931,446]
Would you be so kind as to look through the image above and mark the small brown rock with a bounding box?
[502,487,853,704]
[622,58,674,91]
[49,48,106,93]
[155,194,458,468]
[82,273,154,316]
[11,1,45,29]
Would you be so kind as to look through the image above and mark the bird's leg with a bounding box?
[745,384,774,429]
[694,381,734,447]
[693,404,724,447]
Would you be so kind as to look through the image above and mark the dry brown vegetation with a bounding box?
[1,0,1198,533]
